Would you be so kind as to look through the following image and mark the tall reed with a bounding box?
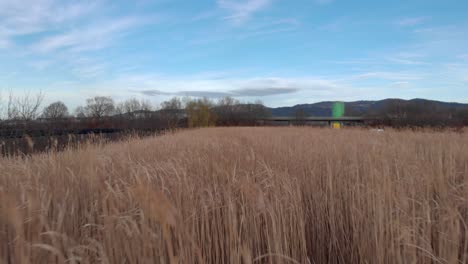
[0,127,467,263]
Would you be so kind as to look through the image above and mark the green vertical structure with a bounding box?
[332,102,345,128]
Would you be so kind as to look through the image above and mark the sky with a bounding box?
[0,0,467,108]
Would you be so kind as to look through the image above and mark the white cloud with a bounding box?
[254,18,301,29]
[385,52,427,65]
[32,17,148,53]
[0,0,156,55]
[189,16,299,45]
[389,81,411,88]
[350,71,422,81]
[59,73,382,107]
[387,58,425,65]
[28,60,55,70]
[0,0,99,40]
[192,10,220,22]
[0,38,10,48]
[445,64,468,83]
[237,19,300,39]
[327,51,427,66]
[395,16,430,27]
[70,57,107,79]
[314,0,334,5]
[11,67,466,107]
[318,17,349,31]
[218,0,271,24]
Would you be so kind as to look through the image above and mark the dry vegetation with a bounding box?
[0,127,467,263]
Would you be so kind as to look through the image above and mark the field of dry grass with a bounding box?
[0,127,467,263]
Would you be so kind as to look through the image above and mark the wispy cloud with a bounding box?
[140,90,231,98]
[77,74,353,103]
[385,52,427,65]
[317,17,368,32]
[318,17,349,31]
[0,0,157,55]
[325,58,380,65]
[314,0,334,5]
[140,87,299,98]
[0,38,10,48]
[442,63,468,83]
[28,60,55,70]
[389,81,411,88]
[32,17,150,53]
[231,87,298,96]
[191,10,220,22]
[350,71,422,81]
[0,0,99,40]
[71,59,107,79]
[250,18,300,30]
[135,77,301,98]
[238,25,299,39]
[189,17,299,45]
[326,52,427,66]
[217,0,271,24]
[395,16,430,27]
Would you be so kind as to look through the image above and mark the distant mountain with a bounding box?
[268,99,468,117]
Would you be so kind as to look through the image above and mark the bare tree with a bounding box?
[159,97,185,128]
[116,98,153,117]
[294,107,309,126]
[74,106,87,118]
[7,91,18,120]
[0,91,3,120]
[140,100,152,112]
[7,91,44,120]
[216,96,240,125]
[42,101,69,119]
[160,97,182,110]
[85,96,115,118]
[217,96,239,107]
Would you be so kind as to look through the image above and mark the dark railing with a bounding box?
[262,116,372,122]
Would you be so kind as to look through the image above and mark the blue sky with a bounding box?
[0,0,467,108]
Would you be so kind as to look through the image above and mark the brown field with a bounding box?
[0,127,467,264]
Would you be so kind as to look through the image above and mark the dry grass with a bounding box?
[0,127,467,263]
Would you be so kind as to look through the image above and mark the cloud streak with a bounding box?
[232,87,298,96]
[314,0,334,5]
[138,86,299,98]
[0,0,99,40]
[33,16,149,53]
[350,71,422,81]
[218,0,271,24]
[0,0,156,55]
[117,75,343,100]
[395,16,430,27]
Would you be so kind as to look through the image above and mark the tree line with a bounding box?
[366,99,468,127]
[290,100,468,128]
[3,91,467,130]
[1,91,271,129]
